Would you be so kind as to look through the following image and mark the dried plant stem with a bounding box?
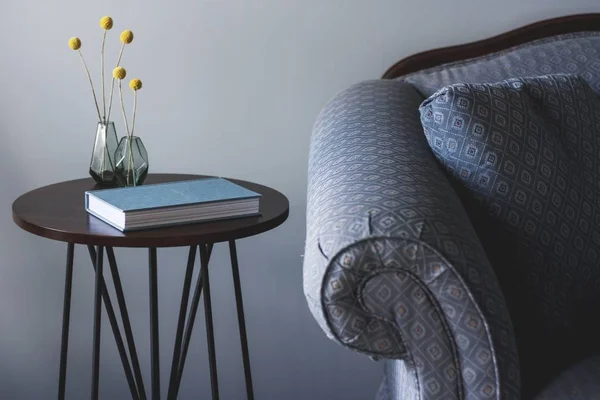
[106,79,116,123]
[131,91,138,137]
[106,43,125,122]
[118,81,130,136]
[119,80,134,185]
[128,90,138,185]
[115,43,125,70]
[128,133,135,186]
[77,50,102,121]
[100,123,106,174]
[101,30,107,122]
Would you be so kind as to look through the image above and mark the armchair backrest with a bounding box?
[400,32,600,393]
[402,32,600,97]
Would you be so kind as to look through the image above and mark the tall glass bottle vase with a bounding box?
[89,121,119,185]
[114,136,149,187]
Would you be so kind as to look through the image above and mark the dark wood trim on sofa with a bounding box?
[382,13,600,79]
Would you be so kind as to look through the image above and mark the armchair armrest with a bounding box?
[303,80,520,399]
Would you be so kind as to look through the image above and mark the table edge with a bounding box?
[13,207,289,247]
[12,175,290,247]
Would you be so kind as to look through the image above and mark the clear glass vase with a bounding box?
[89,121,119,185]
[114,136,149,187]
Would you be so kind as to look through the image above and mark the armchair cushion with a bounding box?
[419,74,600,393]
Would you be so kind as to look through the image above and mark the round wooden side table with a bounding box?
[12,173,289,400]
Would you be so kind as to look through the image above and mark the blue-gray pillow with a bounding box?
[419,74,600,387]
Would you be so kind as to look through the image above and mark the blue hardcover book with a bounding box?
[85,178,262,231]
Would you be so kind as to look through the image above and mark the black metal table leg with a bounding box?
[58,243,75,400]
[149,248,160,400]
[91,246,104,400]
[200,244,219,400]
[106,247,147,400]
[229,240,254,400]
[171,244,213,399]
[167,246,197,399]
[68,241,254,400]
[87,246,139,400]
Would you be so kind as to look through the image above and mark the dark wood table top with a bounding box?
[12,173,289,248]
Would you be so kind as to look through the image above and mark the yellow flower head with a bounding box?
[68,37,81,50]
[113,66,127,80]
[130,79,142,91]
[120,30,134,44]
[100,16,113,30]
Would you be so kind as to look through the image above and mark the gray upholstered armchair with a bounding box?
[304,15,600,400]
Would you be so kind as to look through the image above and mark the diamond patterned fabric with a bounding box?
[420,74,600,397]
[304,80,519,399]
[403,32,600,97]
[305,33,600,400]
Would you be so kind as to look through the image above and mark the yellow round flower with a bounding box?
[68,37,81,50]
[113,66,127,80]
[120,30,134,44]
[129,79,142,91]
[100,16,113,30]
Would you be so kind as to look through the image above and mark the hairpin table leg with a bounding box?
[91,246,104,400]
[58,243,75,400]
[200,244,219,400]
[149,248,160,400]
[229,240,254,400]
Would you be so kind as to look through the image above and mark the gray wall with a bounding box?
[1,1,599,399]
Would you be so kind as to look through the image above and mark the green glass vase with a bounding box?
[114,136,149,187]
[89,121,119,185]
